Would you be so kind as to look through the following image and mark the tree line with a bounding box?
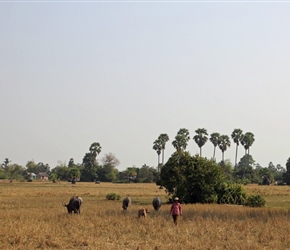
[153,128,289,185]
[1,142,158,183]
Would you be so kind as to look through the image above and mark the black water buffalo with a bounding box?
[152,197,162,211]
[63,196,83,214]
[122,197,131,211]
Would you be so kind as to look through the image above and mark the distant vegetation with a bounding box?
[2,127,290,202]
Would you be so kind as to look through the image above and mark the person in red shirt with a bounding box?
[170,197,182,225]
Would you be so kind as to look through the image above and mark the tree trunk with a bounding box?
[235,144,238,169]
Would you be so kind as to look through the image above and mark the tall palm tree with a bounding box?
[231,129,243,168]
[89,142,102,158]
[209,132,220,161]
[153,139,162,172]
[158,133,169,165]
[193,128,208,157]
[172,128,190,152]
[240,132,255,155]
[218,135,231,163]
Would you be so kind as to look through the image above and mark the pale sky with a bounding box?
[1,1,290,171]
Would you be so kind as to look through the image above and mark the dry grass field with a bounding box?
[1,181,290,250]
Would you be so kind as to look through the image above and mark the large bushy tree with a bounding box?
[159,151,224,203]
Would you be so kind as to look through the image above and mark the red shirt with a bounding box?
[170,202,182,215]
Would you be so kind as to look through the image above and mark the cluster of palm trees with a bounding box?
[153,128,255,169]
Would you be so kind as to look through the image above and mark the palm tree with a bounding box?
[218,135,231,163]
[172,128,190,152]
[89,142,102,158]
[240,132,255,155]
[231,129,243,168]
[209,132,220,161]
[153,139,162,172]
[158,133,169,165]
[193,128,208,157]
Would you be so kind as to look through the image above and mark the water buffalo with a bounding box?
[63,196,83,214]
[152,197,162,211]
[122,197,131,211]
[138,207,149,218]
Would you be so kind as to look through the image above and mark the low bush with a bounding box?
[106,193,121,200]
[244,194,266,207]
[218,182,247,205]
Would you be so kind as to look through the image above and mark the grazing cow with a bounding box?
[63,196,83,214]
[152,197,162,211]
[138,207,149,218]
[122,197,131,211]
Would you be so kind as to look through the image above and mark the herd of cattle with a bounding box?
[62,196,162,218]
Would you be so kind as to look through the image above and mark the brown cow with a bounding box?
[138,207,149,218]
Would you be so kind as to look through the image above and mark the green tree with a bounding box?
[81,142,102,181]
[99,153,120,182]
[255,167,273,185]
[233,154,256,183]
[25,161,37,174]
[35,162,50,174]
[0,167,6,179]
[158,133,169,165]
[124,167,138,182]
[172,128,190,152]
[231,129,243,168]
[51,164,69,181]
[68,158,78,168]
[7,164,24,181]
[240,132,255,155]
[49,173,59,183]
[220,159,233,181]
[218,135,231,163]
[68,167,81,181]
[153,139,162,172]
[160,151,224,203]
[2,158,11,170]
[193,128,208,157]
[89,142,102,160]
[286,158,290,185]
[138,164,158,183]
[209,132,220,161]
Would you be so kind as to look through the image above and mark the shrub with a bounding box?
[244,194,266,207]
[106,193,121,200]
[218,182,247,205]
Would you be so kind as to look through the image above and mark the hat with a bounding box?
[174,197,179,201]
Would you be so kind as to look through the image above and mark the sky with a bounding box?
[1,0,290,171]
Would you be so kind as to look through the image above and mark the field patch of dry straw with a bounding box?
[1,181,290,250]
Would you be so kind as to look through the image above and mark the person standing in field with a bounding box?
[170,197,182,225]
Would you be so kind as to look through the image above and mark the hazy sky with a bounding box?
[1,1,290,171]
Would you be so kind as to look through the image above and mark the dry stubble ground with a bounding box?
[1,181,290,250]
